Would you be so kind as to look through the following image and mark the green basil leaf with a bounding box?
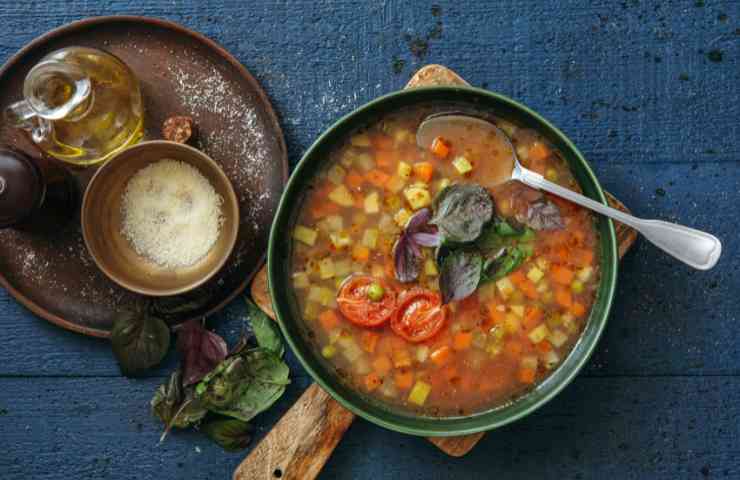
[201,418,253,452]
[482,246,525,282]
[439,250,483,304]
[111,308,170,377]
[430,184,494,243]
[196,348,290,422]
[151,369,207,443]
[245,298,284,357]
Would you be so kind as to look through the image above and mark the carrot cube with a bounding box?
[430,345,452,366]
[318,310,340,331]
[366,169,390,187]
[352,245,370,262]
[364,372,382,391]
[394,371,414,390]
[551,266,575,285]
[430,136,451,158]
[518,367,536,384]
[412,162,435,183]
[360,331,380,353]
[452,332,473,351]
[372,355,392,376]
[555,287,573,308]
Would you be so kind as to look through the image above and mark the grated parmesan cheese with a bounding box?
[121,159,224,269]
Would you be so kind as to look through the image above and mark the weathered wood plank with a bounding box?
[1,376,738,480]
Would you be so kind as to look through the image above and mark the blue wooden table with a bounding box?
[1,1,738,479]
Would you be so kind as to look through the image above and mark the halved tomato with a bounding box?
[336,275,397,327]
[391,289,447,343]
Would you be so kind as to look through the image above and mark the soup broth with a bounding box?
[290,105,600,416]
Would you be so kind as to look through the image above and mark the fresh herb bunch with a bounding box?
[393,183,563,304]
[111,297,289,452]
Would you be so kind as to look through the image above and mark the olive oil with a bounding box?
[6,47,144,166]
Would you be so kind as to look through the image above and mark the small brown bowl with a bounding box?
[81,140,239,296]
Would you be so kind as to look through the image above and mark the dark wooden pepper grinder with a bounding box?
[0,148,77,232]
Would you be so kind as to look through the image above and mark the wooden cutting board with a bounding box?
[234,64,638,480]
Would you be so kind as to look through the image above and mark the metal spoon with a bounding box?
[417,114,721,270]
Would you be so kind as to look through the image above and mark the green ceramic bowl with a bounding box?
[268,86,618,437]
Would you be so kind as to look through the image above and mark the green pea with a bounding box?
[321,344,337,358]
[545,168,559,182]
[367,282,385,301]
[571,280,584,294]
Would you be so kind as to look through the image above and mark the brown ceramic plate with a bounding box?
[0,16,288,337]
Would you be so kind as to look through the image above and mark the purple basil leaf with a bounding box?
[430,184,494,243]
[439,250,483,304]
[176,319,228,386]
[405,208,433,233]
[411,231,442,247]
[525,199,564,230]
[393,234,421,283]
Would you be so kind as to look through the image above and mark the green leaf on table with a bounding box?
[151,369,208,442]
[201,418,253,452]
[439,250,483,304]
[245,298,284,357]
[110,306,170,377]
[196,348,290,423]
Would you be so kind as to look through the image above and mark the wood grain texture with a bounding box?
[233,383,355,480]
[0,2,738,479]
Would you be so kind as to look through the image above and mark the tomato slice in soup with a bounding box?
[337,275,397,327]
[391,289,447,343]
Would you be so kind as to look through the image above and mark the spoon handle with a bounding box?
[515,167,722,270]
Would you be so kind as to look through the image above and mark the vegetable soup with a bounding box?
[290,106,600,416]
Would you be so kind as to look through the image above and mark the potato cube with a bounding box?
[364,191,380,214]
[329,185,354,207]
[362,228,379,249]
[293,225,317,246]
[397,161,412,179]
[403,185,432,210]
[292,271,310,289]
[394,208,412,228]
[319,258,335,279]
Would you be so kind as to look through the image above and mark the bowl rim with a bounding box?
[81,139,239,297]
[268,86,618,436]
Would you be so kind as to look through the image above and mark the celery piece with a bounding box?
[408,380,431,406]
[452,156,473,174]
[528,323,550,344]
[403,185,432,210]
[527,266,545,283]
[293,225,318,246]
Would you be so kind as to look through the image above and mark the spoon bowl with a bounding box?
[417,114,722,270]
